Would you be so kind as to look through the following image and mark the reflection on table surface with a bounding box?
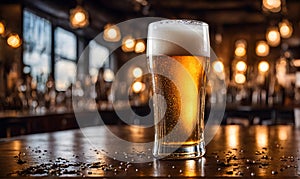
[0,125,300,177]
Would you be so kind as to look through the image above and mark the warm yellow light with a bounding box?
[268,31,279,41]
[125,38,135,48]
[256,41,269,57]
[132,67,143,78]
[236,61,247,72]
[258,61,270,73]
[0,22,5,35]
[266,27,280,47]
[255,127,268,148]
[235,40,247,48]
[234,40,247,57]
[226,126,240,149]
[212,61,224,73]
[108,29,117,39]
[103,69,115,82]
[122,36,136,52]
[263,0,281,12]
[135,40,146,53]
[292,59,300,67]
[7,33,22,48]
[234,73,246,84]
[278,128,288,140]
[70,6,89,28]
[132,81,144,93]
[279,20,293,38]
[267,0,281,8]
[235,47,246,57]
[103,24,121,42]
[74,12,86,23]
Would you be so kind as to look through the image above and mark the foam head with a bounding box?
[147,20,210,57]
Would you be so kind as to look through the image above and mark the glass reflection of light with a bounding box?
[199,158,206,177]
[122,36,136,52]
[133,67,143,78]
[184,160,197,176]
[255,127,268,148]
[132,81,144,93]
[226,125,239,149]
[103,24,121,42]
[135,40,146,53]
[212,61,224,73]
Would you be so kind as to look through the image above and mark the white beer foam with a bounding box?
[147,20,210,57]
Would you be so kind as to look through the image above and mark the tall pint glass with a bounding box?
[147,20,210,159]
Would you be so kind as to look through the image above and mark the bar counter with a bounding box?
[1,124,300,177]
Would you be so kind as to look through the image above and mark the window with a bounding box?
[89,40,109,83]
[54,27,77,91]
[23,10,112,92]
[23,10,51,82]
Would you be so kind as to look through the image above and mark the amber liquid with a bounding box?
[149,55,208,148]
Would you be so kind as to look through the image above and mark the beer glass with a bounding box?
[147,20,210,159]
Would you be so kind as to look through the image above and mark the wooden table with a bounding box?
[1,125,300,177]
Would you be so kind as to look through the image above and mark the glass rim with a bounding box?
[150,19,208,27]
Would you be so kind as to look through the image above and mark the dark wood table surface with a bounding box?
[1,124,300,178]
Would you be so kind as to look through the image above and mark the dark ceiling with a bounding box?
[2,0,300,39]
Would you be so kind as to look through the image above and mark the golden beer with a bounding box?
[147,20,210,159]
[151,55,208,145]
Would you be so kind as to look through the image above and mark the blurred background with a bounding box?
[0,0,300,137]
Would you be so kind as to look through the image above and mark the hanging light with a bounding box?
[235,60,247,72]
[70,5,89,28]
[266,27,280,47]
[262,0,281,12]
[234,40,247,57]
[279,19,293,38]
[103,24,121,42]
[291,59,300,67]
[122,36,136,52]
[212,60,224,73]
[134,40,146,53]
[0,21,5,35]
[256,41,270,57]
[258,61,270,73]
[234,73,246,84]
[7,33,22,48]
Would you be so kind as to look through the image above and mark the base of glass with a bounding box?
[153,141,205,160]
